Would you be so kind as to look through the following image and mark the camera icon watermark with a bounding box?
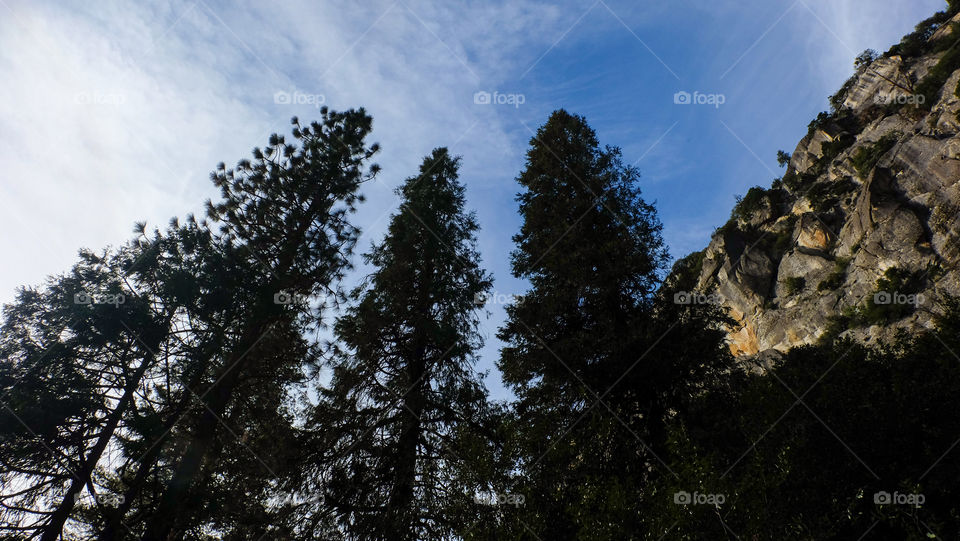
[274,90,326,108]
[474,291,522,306]
[673,90,725,108]
[273,290,316,305]
[673,291,722,306]
[473,90,525,108]
[74,292,125,307]
[873,291,925,306]
[674,491,725,506]
[873,491,924,506]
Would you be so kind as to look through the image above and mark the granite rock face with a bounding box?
[686,26,960,357]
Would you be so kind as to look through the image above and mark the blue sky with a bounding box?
[0,0,946,399]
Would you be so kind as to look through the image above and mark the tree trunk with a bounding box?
[99,363,207,540]
[140,342,249,540]
[41,331,163,541]
[142,195,333,540]
[384,349,426,541]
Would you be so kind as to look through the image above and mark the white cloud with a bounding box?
[0,1,271,299]
[0,0,573,304]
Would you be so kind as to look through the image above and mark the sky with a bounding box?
[0,0,947,399]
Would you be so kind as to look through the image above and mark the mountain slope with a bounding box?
[681,7,960,357]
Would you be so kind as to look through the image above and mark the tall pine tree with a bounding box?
[0,109,380,540]
[138,109,380,540]
[0,241,176,540]
[291,148,494,540]
[494,110,732,539]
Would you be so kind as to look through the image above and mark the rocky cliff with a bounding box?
[682,8,960,357]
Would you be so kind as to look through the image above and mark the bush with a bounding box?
[806,177,857,213]
[885,12,953,58]
[782,171,816,192]
[783,276,806,296]
[716,217,738,237]
[829,75,858,112]
[807,111,832,137]
[730,186,769,223]
[854,49,878,70]
[850,133,899,178]
[667,250,706,292]
[776,150,791,168]
[781,172,799,191]
[914,24,960,108]
[819,134,855,163]
[808,134,856,178]
[817,257,852,291]
[850,267,928,326]
[820,313,850,341]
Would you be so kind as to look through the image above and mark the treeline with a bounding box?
[2,108,959,540]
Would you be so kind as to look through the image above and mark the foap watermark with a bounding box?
[474,291,522,306]
[74,292,125,307]
[674,491,725,506]
[874,491,924,506]
[74,92,126,106]
[874,93,925,106]
[673,291,722,306]
[274,90,326,108]
[279,493,322,507]
[474,492,525,507]
[873,291,925,307]
[673,90,725,108]
[99,493,125,507]
[473,90,525,108]
[78,492,124,507]
[273,290,321,305]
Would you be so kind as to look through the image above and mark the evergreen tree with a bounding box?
[0,109,380,540]
[136,109,380,540]
[291,148,494,540]
[0,242,174,540]
[651,299,960,539]
[101,214,304,540]
[494,110,732,539]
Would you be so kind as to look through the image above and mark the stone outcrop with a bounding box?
[682,21,960,357]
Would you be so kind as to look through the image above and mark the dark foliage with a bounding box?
[492,110,734,540]
[851,133,900,178]
[292,149,496,540]
[649,300,960,539]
